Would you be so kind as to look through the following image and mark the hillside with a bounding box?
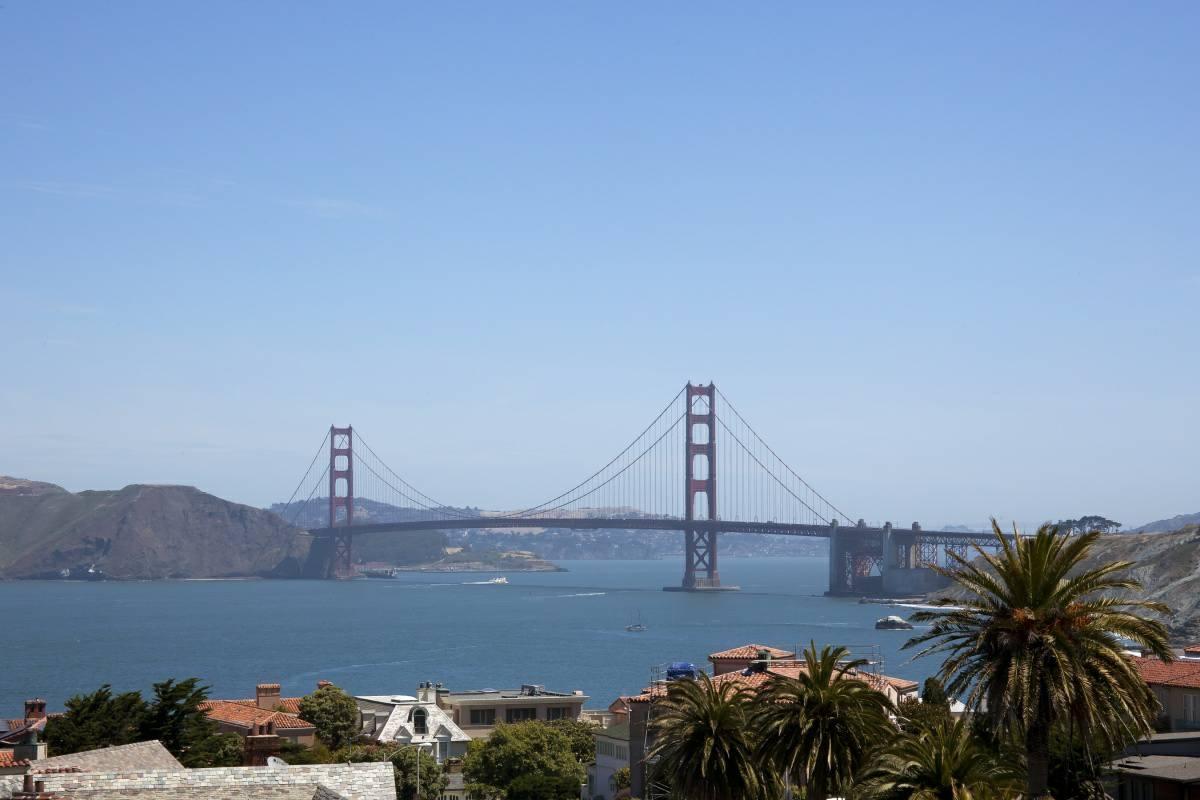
[1131,512,1200,534]
[266,496,450,564]
[1079,526,1200,642]
[940,527,1200,643]
[0,477,315,580]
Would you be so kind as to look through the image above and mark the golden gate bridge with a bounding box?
[278,383,1001,594]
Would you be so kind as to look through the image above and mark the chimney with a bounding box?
[24,700,46,721]
[255,684,282,711]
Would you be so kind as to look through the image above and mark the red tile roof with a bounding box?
[1136,657,1200,689]
[627,663,916,702]
[708,644,796,661]
[199,700,314,730]
[1184,645,1200,656]
[0,751,30,768]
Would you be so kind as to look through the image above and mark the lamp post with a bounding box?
[385,742,432,800]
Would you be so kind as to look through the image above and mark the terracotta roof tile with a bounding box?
[708,644,795,661]
[1136,657,1200,689]
[628,664,917,702]
[1184,645,1200,655]
[200,701,315,730]
[0,751,30,768]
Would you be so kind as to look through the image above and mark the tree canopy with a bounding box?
[463,721,586,800]
[906,521,1171,798]
[1055,516,1122,535]
[43,678,240,767]
[298,683,361,750]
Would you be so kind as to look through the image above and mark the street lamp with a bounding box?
[386,742,433,800]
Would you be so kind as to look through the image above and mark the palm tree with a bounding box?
[756,642,895,800]
[647,672,771,800]
[854,718,1022,800]
[905,521,1173,798]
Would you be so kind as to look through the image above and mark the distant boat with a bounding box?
[625,611,647,632]
[360,567,398,579]
[483,576,509,585]
[875,615,913,631]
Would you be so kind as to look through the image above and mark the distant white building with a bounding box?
[356,683,471,763]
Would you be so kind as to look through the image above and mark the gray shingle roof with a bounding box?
[30,741,183,773]
[0,762,394,800]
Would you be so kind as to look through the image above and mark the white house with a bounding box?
[584,722,629,800]
[356,683,471,764]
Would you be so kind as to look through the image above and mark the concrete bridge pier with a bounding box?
[826,520,845,594]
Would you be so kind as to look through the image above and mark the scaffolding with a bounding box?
[642,663,683,800]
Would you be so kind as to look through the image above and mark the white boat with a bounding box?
[625,611,648,632]
[875,615,914,630]
[483,576,509,585]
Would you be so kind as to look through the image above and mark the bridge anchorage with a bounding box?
[279,382,1004,592]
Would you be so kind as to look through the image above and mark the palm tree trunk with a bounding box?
[1026,721,1051,799]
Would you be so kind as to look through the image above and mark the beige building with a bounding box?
[1137,657,1200,731]
[439,684,589,738]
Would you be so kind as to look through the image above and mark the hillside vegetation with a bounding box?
[0,476,314,579]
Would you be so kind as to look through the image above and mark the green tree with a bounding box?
[298,683,361,750]
[389,745,447,800]
[898,679,952,735]
[646,673,771,800]
[906,521,1172,798]
[547,718,600,765]
[44,685,147,755]
[755,642,895,800]
[463,721,586,800]
[854,718,1022,800]
[138,678,219,763]
[183,731,243,768]
[611,765,631,793]
[330,743,445,800]
[507,773,582,800]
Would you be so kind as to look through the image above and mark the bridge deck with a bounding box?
[304,517,1001,544]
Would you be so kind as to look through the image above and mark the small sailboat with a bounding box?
[625,611,648,632]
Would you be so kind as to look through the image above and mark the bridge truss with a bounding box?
[277,383,1002,590]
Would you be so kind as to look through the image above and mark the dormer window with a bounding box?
[411,707,428,734]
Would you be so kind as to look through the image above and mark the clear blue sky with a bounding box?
[3,2,1197,529]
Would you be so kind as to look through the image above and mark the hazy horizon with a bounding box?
[3,3,1197,529]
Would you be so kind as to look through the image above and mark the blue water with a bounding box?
[0,558,941,715]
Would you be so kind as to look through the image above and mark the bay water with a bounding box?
[0,557,943,714]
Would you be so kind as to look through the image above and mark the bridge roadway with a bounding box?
[305,517,999,544]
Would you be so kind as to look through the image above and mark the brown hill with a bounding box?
[936,526,1200,643]
[1079,525,1200,643]
[0,477,316,580]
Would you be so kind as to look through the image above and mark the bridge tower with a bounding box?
[671,383,727,591]
[328,426,355,578]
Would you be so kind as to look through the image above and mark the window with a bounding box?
[469,708,496,726]
[1186,694,1200,726]
[411,707,427,734]
[506,707,537,723]
[546,706,574,721]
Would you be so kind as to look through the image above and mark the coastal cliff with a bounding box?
[0,476,313,580]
